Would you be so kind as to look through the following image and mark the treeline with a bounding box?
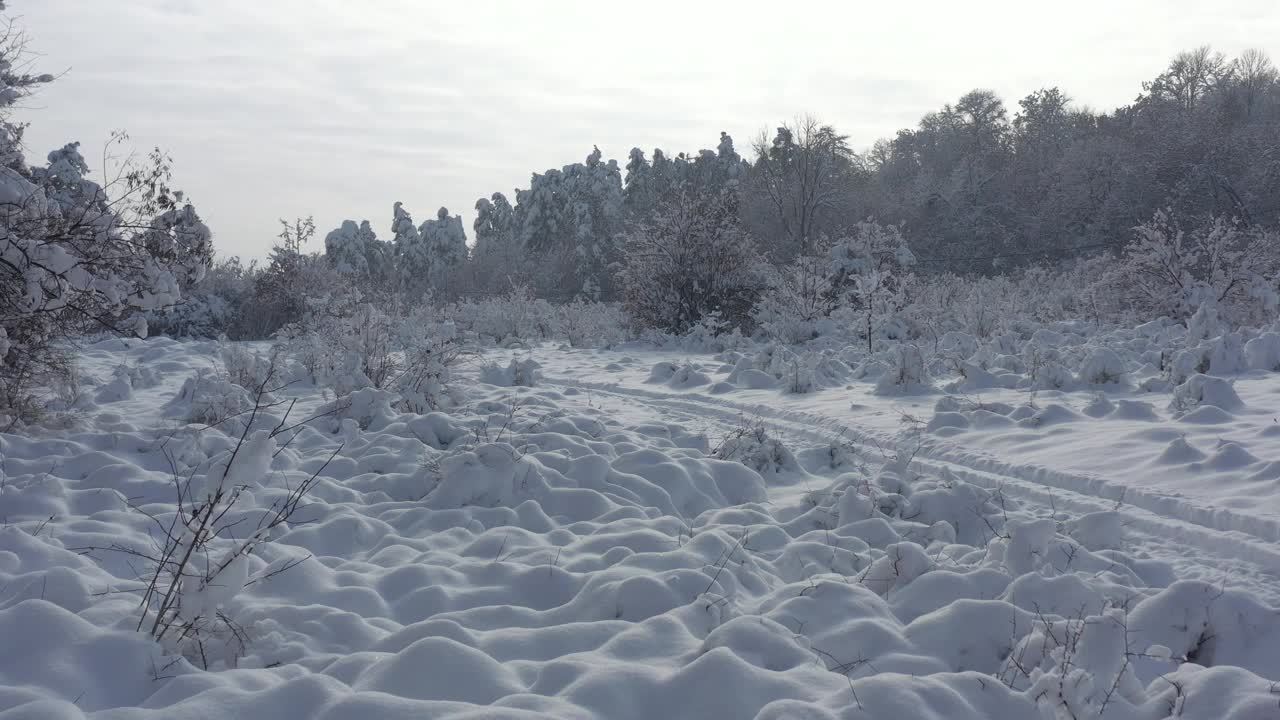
[155,45,1280,339]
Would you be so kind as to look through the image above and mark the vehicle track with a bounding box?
[539,371,1280,603]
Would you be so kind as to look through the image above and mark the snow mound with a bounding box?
[480,357,541,387]
[1170,374,1243,414]
[5,338,1280,720]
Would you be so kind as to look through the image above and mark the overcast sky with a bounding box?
[16,0,1278,260]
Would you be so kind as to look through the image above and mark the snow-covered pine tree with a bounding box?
[391,201,429,298]
[324,220,372,276]
[419,207,467,298]
[514,147,623,298]
[472,192,520,292]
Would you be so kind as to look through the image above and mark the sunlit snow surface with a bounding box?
[3,336,1280,719]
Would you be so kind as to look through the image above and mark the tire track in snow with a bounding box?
[538,372,1280,601]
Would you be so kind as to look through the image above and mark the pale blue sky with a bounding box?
[17,0,1278,260]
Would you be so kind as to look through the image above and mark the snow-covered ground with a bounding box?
[495,344,1280,601]
[3,336,1280,719]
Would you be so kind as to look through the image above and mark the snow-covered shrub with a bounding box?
[146,256,259,339]
[480,357,541,387]
[783,358,816,394]
[392,313,466,413]
[241,218,361,340]
[830,223,917,350]
[553,299,630,347]
[1244,332,1280,371]
[276,296,467,412]
[1169,373,1243,414]
[275,297,396,392]
[220,343,275,390]
[648,310,751,353]
[1076,347,1127,385]
[446,284,557,345]
[77,408,324,668]
[1023,342,1073,390]
[619,189,767,334]
[1110,211,1280,323]
[1168,332,1246,383]
[167,370,255,426]
[753,254,841,344]
[755,222,916,348]
[1186,300,1228,343]
[0,47,211,426]
[712,416,797,474]
[875,343,931,394]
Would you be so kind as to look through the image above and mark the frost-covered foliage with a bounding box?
[390,200,422,286]
[166,369,255,425]
[392,309,467,413]
[553,298,630,348]
[875,343,932,394]
[445,285,556,345]
[479,357,541,387]
[235,217,368,341]
[442,285,630,347]
[711,415,798,474]
[752,254,840,344]
[620,189,766,334]
[146,256,259,339]
[277,300,467,412]
[0,18,211,426]
[1111,211,1280,323]
[623,132,746,220]
[755,222,915,347]
[278,302,394,394]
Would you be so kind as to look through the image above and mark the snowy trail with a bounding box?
[530,364,1280,605]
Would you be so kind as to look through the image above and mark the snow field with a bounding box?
[1,337,1280,718]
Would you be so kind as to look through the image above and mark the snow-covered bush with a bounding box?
[390,312,466,413]
[1244,332,1280,371]
[276,301,383,394]
[80,391,327,668]
[146,256,260,339]
[754,222,915,347]
[1111,211,1280,323]
[240,218,364,341]
[553,299,630,347]
[480,357,541,387]
[753,254,841,344]
[711,415,797,474]
[875,343,932,394]
[619,189,767,333]
[1169,373,1243,414]
[445,284,557,345]
[0,32,212,426]
[220,343,278,391]
[278,299,467,412]
[167,370,256,426]
[1076,347,1127,385]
